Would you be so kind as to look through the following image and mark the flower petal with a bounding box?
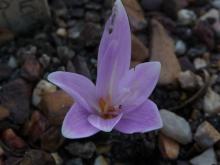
[62,104,99,139]
[115,100,162,134]
[116,62,161,107]
[48,71,98,112]
[88,113,123,132]
[96,0,131,100]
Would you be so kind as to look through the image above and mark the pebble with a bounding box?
[0,79,32,124]
[68,22,84,40]
[2,128,27,150]
[0,106,10,120]
[175,40,186,55]
[94,156,108,165]
[200,9,219,21]
[57,46,75,61]
[39,54,51,69]
[178,9,197,25]
[56,28,68,38]
[140,0,162,10]
[159,133,180,159]
[178,70,198,89]
[194,121,220,148]
[66,158,83,165]
[190,148,217,165]
[194,58,207,70]
[40,90,73,125]
[203,88,220,114]
[21,55,42,81]
[211,0,220,9]
[7,56,18,69]
[65,142,96,159]
[32,80,57,107]
[51,153,63,165]
[160,109,192,144]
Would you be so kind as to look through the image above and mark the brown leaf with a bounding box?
[150,19,181,85]
[131,34,149,62]
[122,0,147,31]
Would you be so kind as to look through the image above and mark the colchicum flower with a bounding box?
[48,0,162,139]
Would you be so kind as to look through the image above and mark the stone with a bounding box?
[57,46,75,61]
[194,58,207,70]
[21,55,42,81]
[65,142,96,159]
[159,133,180,159]
[122,0,147,31]
[51,153,63,165]
[24,111,49,142]
[200,9,219,21]
[85,11,100,22]
[0,0,50,33]
[2,128,27,150]
[81,23,102,47]
[178,70,198,89]
[8,56,18,69]
[0,65,13,81]
[56,28,68,38]
[74,56,92,79]
[40,90,73,125]
[41,127,64,152]
[39,54,51,69]
[175,40,186,55]
[150,19,182,85]
[0,106,10,120]
[68,22,84,40]
[211,0,220,9]
[32,80,57,107]
[0,28,14,44]
[203,88,220,114]
[193,21,214,50]
[131,34,149,62]
[141,0,162,10]
[190,148,217,165]
[66,158,83,165]
[161,0,182,19]
[85,2,102,10]
[69,8,84,18]
[194,121,220,148]
[19,150,55,165]
[0,79,32,124]
[160,109,192,144]
[178,9,197,25]
[94,156,108,165]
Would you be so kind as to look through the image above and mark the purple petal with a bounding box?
[115,100,162,134]
[48,71,98,112]
[88,113,123,132]
[115,62,161,107]
[62,104,99,139]
[96,0,131,100]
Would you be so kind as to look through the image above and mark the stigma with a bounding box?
[98,98,120,119]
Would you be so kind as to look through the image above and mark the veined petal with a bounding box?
[116,62,161,107]
[115,100,162,134]
[48,71,98,112]
[96,0,131,100]
[88,113,123,132]
[62,104,99,139]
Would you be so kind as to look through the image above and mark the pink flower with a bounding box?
[48,0,162,139]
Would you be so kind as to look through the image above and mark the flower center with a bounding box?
[98,98,120,119]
